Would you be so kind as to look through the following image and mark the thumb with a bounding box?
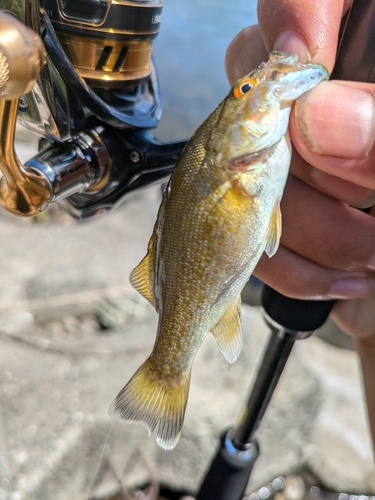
[257,0,352,70]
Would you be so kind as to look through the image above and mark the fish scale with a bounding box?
[109,51,328,450]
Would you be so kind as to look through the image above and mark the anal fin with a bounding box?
[211,297,242,363]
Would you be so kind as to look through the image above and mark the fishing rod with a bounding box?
[196,0,375,498]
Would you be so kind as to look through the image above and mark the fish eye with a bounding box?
[240,82,252,93]
[233,77,256,99]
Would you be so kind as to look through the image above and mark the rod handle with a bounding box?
[261,285,335,332]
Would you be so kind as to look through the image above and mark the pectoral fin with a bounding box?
[211,297,242,363]
[264,201,282,257]
[129,232,156,308]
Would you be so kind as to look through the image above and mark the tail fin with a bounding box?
[109,359,191,450]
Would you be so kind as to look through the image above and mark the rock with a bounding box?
[296,338,375,492]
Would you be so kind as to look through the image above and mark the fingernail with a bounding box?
[274,30,310,62]
[294,81,375,158]
[328,278,374,298]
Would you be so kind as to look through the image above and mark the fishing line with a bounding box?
[334,0,354,66]
[85,419,117,500]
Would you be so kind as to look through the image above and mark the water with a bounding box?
[153,0,258,141]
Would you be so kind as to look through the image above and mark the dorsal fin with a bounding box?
[211,297,242,363]
[264,201,282,257]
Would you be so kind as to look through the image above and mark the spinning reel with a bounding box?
[0,0,186,219]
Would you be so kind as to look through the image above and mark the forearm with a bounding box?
[354,335,375,456]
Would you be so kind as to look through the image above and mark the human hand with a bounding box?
[225,0,375,341]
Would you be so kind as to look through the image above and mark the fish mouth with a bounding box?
[264,52,329,102]
[228,140,281,172]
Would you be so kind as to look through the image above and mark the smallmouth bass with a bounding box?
[110,52,328,449]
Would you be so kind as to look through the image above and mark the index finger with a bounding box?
[257,0,352,70]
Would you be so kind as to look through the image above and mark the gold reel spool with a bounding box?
[45,0,163,88]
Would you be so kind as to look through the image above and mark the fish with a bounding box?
[109,52,328,450]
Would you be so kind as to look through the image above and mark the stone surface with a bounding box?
[1,297,374,499]
[0,133,373,499]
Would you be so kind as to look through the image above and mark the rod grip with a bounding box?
[261,285,335,332]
